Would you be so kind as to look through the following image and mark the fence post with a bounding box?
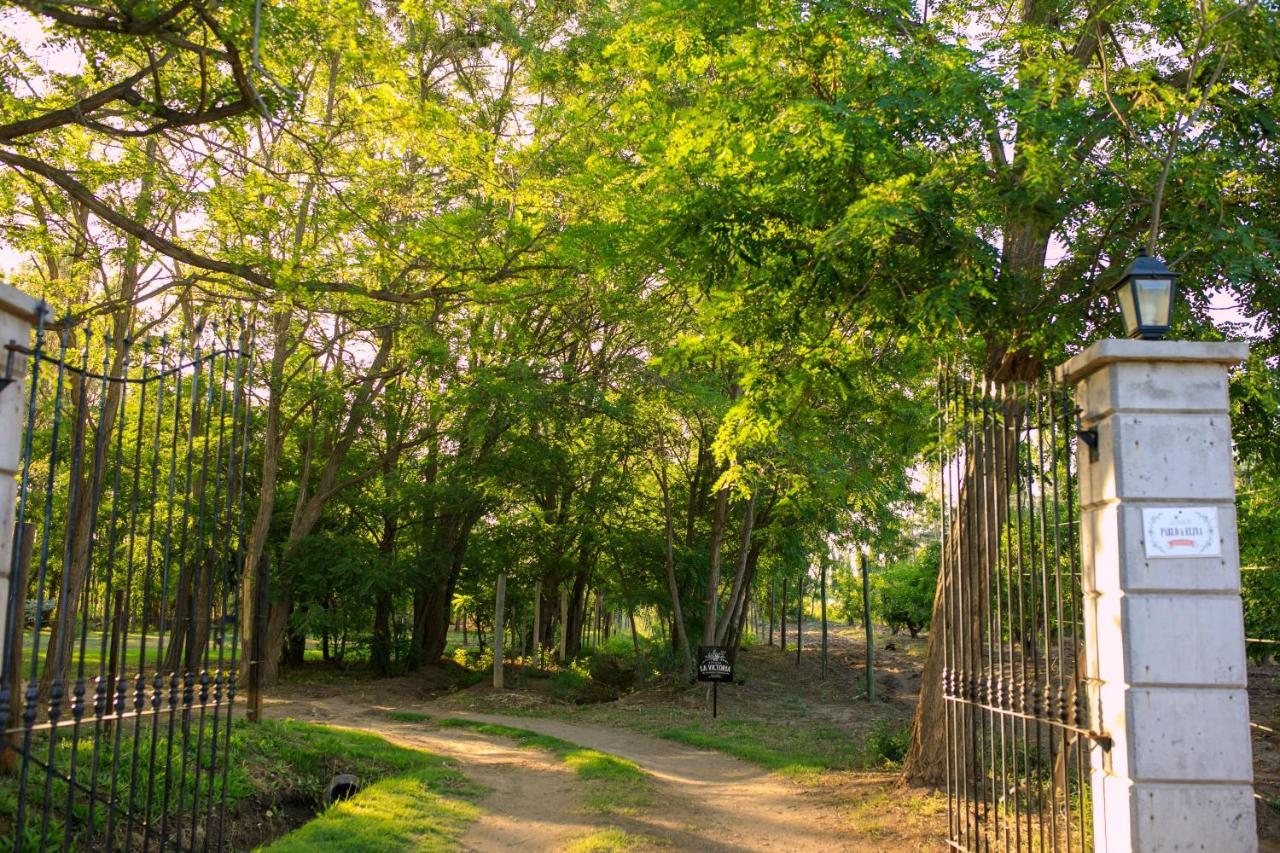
[0,286,40,777]
[0,285,40,667]
[493,573,505,690]
[247,553,270,723]
[1059,339,1256,852]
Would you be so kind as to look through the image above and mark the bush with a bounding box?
[863,718,910,767]
[1242,564,1280,663]
[870,542,938,637]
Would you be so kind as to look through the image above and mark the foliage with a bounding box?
[0,0,1275,751]
[870,544,940,638]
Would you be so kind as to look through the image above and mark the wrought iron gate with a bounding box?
[938,370,1105,852]
[1,312,251,851]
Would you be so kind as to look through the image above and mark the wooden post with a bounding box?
[795,573,803,665]
[247,552,269,723]
[820,558,829,679]
[861,553,874,702]
[780,578,787,651]
[768,581,774,646]
[558,585,568,663]
[493,573,506,689]
[531,580,542,671]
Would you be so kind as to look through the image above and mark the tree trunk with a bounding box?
[371,590,393,675]
[655,463,692,676]
[715,493,756,645]
[703,484,729,645]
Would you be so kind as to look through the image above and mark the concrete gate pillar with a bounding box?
[0,283,42,652]
[1059,339,1256,852]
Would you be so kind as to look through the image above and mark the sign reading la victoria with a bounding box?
[697,646,733,683]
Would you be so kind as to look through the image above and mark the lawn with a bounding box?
[0,717,482,852]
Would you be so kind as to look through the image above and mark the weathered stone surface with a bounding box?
[1064,339,1256,853]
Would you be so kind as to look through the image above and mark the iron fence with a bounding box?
[938,369,1105,852]
[1,311,251,851]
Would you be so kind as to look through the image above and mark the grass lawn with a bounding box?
[247,721,482,851]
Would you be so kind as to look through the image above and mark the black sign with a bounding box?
[697,645,733,683]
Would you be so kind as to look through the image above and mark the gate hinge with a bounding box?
[1077,427,1099,463]
[0,342,19,394]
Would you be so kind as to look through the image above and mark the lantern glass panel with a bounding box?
[1134,277,1172,329]
[1115,281,1138,336]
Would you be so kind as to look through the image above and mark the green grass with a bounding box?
[437,719,652,815]
[245,720,483,851]
[0,717,481,852]
[262,769,480,851]
[15,628,197,675]
[641,718,907,782]
[561,827,656,852]
[385,710,433,724]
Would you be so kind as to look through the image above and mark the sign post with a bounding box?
[697,645,733,719]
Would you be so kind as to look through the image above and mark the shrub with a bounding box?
[870,542,938,637]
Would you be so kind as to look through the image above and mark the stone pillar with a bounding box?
[1058,339,1256,852]
[0,283,42,654]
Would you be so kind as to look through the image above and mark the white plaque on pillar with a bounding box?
[1142,506,1221,558]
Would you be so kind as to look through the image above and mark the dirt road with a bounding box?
[265,692,893,852]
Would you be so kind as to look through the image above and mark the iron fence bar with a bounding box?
[993,382,1011,851]
[4,325,245,852]
[171,329,211,849]
[19,749,173,847]
[141,334,188,853]
[978,381,995,851]
[106,339,151,851]
[214,323,252,852]
[1,307,44,844]
[1012,380,1031,852]
[1047,375,1069,852]
[962,379,972,850]
[188,329,230,851]
[38,328,95,852]
[940,368,956,846]
[16,324,71,850]
[60,331,116,853]
[84,335,133,846]
[940,369,1099,852]
[126,336,172,848]
[158,331,202,850]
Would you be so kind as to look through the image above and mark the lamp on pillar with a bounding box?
[1110,249,1178,340]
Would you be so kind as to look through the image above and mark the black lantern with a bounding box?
[1110,250,1178,340]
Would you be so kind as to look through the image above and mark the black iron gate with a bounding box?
[938,370,1105,852]
[1,312,251,851]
